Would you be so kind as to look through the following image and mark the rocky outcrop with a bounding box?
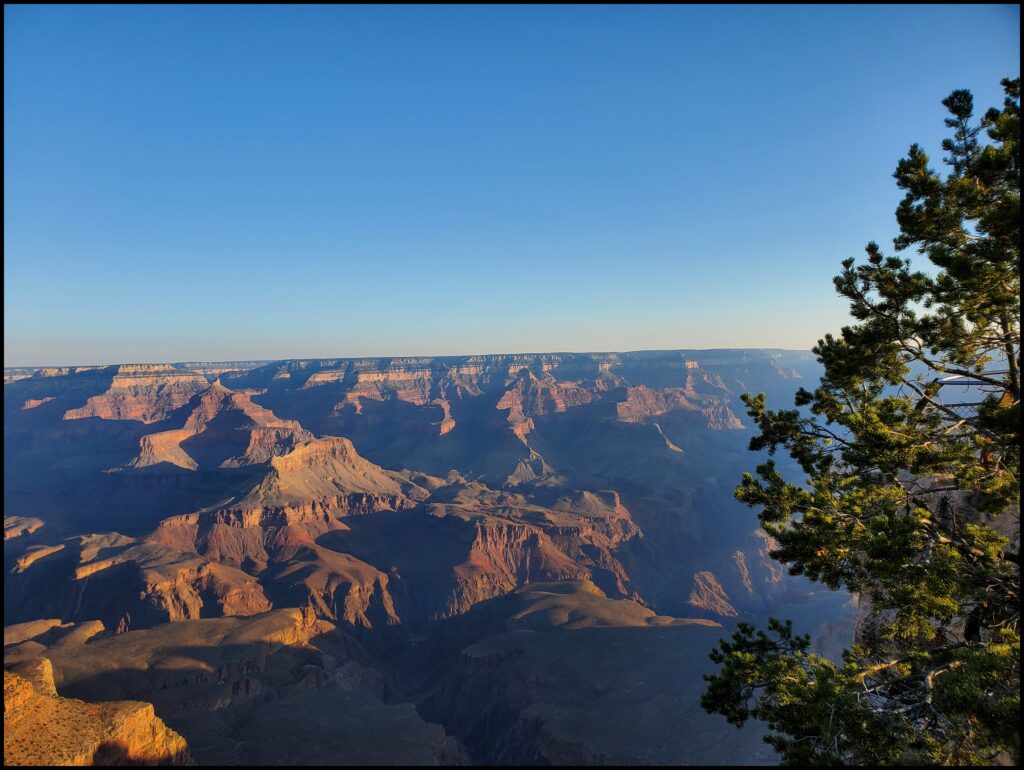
[4,670,191,766]
[5,533,271,632]
[13,543,66,572]
[615,385,688,422]
[7,656,59,695]
[128,382,311,470]
[21,396,55,410]
[443,519,590,616]
[496,371,599,438]
[687,531,785,618]
[266,548,401,628]
[434,398,457,435]
[4,619,67,647]
[34,609,335,710]
[3,621,106,660]
[143,438,422,626]
[700,404,744,430]
[150,512,402,629]
[63,364,208,424]
[223,436,421,519]
[688,571,739,617]
[153,438,419,546]
[4,516,44,541]
[405,485,643,618]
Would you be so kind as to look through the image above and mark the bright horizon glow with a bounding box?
[4,5,1020,367]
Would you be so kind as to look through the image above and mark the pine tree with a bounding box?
[701,78,1020,765]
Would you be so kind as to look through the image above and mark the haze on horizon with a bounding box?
[4,4,1019,367]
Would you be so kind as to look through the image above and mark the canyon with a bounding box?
[4,350,853,765]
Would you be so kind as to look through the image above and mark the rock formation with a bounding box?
[3,349,843,766]
[63,365,209,424]
[128,381,311,470]
[5,532,271,632]
[4,516,44,541]
[4,667,190,766]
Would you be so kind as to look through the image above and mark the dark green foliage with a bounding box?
[702,79,1020,765]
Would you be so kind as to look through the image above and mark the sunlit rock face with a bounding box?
[4,667,191,766]
[63,364,210,424]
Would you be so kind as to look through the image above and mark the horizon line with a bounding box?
[3,345,817,371]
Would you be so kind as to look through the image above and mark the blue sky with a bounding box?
[4,5,1019,366]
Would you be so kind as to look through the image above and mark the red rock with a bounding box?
[129,381,311,470]
[63,364,208,424]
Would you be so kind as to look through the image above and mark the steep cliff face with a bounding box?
[283,355,592,396]
[613,384,742,430]
[63,365,209,424]
[4,516,44,541]
[496,371,600,438]
[443,520,590,616]
[266,355,744,438]
[688,571,739,617]
[150,436,417,554]
[140,437,420,628]
[5,532,271,632]
[4,669,191,766]
[687,530,785,619]
[700,404,744,430]
[219,437,419,526]
[129,382,312,470]
[267,549,401,628]
[402,484,643,619]
[347,367,436,405]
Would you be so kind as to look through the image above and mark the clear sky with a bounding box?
[4,5,1020,366]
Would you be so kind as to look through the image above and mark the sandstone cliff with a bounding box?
[63,365,208,424]
[5,532,271,632]
[142,437,423,627]
[4,668,190,766]
[128,381,311,470]
[686,530,786,618]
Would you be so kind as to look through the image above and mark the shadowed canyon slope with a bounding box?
[4,350,852,765]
